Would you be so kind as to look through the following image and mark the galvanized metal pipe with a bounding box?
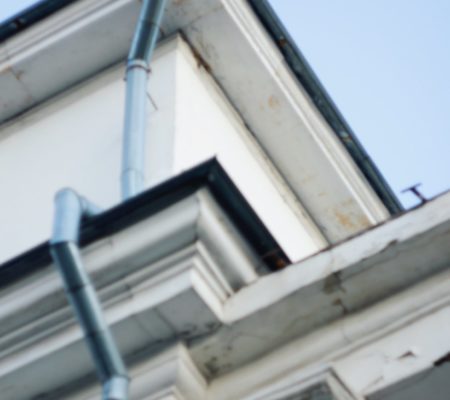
[121,0,166,200]
[50,189,129,400]
[121,60,149,198]
[49,2,167,397]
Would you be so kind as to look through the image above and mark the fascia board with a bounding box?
[224,190,450,323]
[215,266,450,400]
[247,0,402,216]
[0,159,288,289]
[188,191,450,379]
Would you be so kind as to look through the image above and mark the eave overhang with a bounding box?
[0,0,398,242]
[0,0,402,215]
[0,158,289,288]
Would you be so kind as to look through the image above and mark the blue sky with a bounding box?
[269,0,450,208]
[1,0,449,208]
[0,0,38,20]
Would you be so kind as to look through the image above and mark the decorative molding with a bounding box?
[0,190,260,399]
[244,365,360,400]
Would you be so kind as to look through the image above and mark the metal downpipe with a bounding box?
[50,189,129,400]
[121,0,166,200]
[49,1,166,397]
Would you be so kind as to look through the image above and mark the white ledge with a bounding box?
[0,189,259,400]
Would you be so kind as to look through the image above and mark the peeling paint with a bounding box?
[397,348,419,360]
[333,298,349,315]
[323,271,345,294]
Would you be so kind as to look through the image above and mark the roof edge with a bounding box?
[0,0,402,215]
[0,0,78,43]
[0,158,289,289]
[247,0,403,215]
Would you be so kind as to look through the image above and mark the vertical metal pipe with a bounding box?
[121,61,149,199]
[50,189,129,400]
[121,0,166,200]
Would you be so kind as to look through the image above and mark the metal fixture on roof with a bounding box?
[401,183,427,204]
[48,1,166,398]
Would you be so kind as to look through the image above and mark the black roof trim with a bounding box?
[0,159,290,289]
[247,0,403,215]
[0,0,77,43]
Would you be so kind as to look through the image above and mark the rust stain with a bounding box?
[333,210,357,230]
[332,199,372,230]
[262,248,289,270]
[277,37,288,47]
[190,45,212,73]
[268,95,280,109]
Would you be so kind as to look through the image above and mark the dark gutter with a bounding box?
[247,0,403,215]
[0,159,289,289]
[0,0,78,43]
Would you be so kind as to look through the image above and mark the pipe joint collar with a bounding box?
[126,59,150,74]
[103,375,129,400]
[51,188,101,244]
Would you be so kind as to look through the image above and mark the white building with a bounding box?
[0,0,449,399]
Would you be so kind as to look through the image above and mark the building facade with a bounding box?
[0,0,449,399]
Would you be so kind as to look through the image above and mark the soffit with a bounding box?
[0,0,389,242]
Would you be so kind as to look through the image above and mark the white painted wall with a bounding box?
[171,38,323,262]
[0,36,321,264]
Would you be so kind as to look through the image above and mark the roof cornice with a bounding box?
[0,159,289,288]
[0,0,402,215]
